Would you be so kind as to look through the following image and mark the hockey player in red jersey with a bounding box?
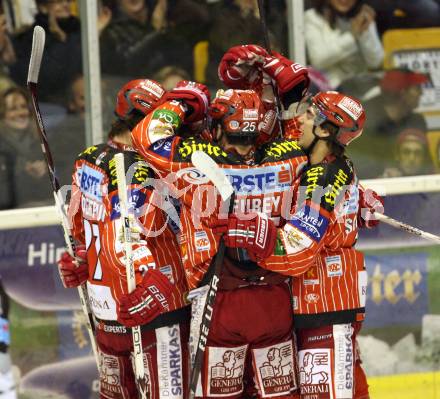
[130,58,309,396]
[57,79,190,399]
[219,45,383,399]
[217,90,382,399]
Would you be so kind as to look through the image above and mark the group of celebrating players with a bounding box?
[57,43,383,399]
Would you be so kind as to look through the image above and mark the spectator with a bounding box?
[98,0,113,35]
[206,0,281,88]
[100,0,192,78]
[0,87,51,207]
[50,74,86,187]
[3,1,37,31]
[305,0,384,89]
[348,68,429,178]
[381,128,434,177]
[65,73,84,115]
[367,0,440,37]
[9,0,82,103]
[0,12,16,67]
[152,65,190,90]
[164,0,210,45]
[374,68,428,132]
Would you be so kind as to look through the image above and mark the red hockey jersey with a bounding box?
[259,156,367,327]
[68,141,187,321]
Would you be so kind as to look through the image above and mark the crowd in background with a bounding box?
[0,0,439,209]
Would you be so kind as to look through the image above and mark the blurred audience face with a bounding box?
[118,0,146,16]
[162,75,185,91]
[403,85,423,111]
[42,0,72,19]
[153,66,190,91]
[328,0,357,14]
[234,0,258,13]
[68,75,85,115]
[396,130,428,176]
[3,90,31,131]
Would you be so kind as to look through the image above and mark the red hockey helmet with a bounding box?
[208,89,265,140]
[115,79,165,120]
[311,91,365,146]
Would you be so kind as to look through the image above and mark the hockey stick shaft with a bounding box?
[257,0,284,136]
[376,213,440,244]
[26,26,99,363]
[257,0,272,52]
[188,152,235,398]
[114,153,149,399]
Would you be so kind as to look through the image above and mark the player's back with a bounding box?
[70,142,187,322]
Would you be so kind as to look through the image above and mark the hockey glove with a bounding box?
[218,44,268,89]
[117,269,173,327]
[165,80,210,123]
[213,213,277,260]
[358,186,384,229]
[263,52,309,105]
[57,245,89,288]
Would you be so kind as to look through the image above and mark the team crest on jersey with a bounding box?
[304,293,320,304]
[282,223,313,255]
[253,341,297,396]
[194,230,210,252]
[325,255,343,277]
[207,345,247,396]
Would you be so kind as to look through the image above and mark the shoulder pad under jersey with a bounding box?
[299,155,354,212]
[106,149,155,193]
[261,139,306,162]
[76,143,108,163]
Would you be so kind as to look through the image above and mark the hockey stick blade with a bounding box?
[27,26,45,85]
[191,151,234,202]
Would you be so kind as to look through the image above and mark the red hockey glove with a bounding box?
[358,186,384,229]
[263,52,309,100]
[218,44,268,89]
[57,245,89,288]
[213,213,277,260]
[117,269,173,327]
[165,80,210,123]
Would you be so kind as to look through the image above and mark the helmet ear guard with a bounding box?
[208,103,229,119]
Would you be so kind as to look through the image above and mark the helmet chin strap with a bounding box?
[304,124,338,156]
[303,125,321,155]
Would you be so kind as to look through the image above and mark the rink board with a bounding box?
[369,371,440,398]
